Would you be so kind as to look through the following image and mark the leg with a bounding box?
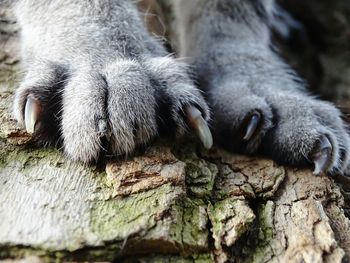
[12,0,211,162]
[173,0,350,175]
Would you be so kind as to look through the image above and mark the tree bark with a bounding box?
[1,5,350,263]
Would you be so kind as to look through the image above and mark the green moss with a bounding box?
[90,184,180,242]
[172,198,209,253]
[257,201,275,241]
[0,141,211,260]
[184,161,218,200]
[208,198,255,250]
[173,144,218,201]
[241,201,276,263]
[0,140,8,168]
[140,197,210,256]
[0,143,63,169]
[90,187,210,257]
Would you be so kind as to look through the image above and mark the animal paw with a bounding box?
[14,57,211,163]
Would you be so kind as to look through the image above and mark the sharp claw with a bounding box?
[186,106,213,149]
[312,136,333,175]
[243,112,261,141]
[24,95,42,134]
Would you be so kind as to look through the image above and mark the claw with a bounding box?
[312,135,332,175]
[24,95,42,134]
[186,106,213,149]
[243,112,261,141]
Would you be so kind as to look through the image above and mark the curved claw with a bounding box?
[24,95,42,134]
[186,106,213,149]
[312,135,333,175]
[243,112,261,141]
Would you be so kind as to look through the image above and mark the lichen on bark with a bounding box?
[1,3,350,263]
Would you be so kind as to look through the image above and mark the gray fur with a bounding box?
[12,0,209,163]
[11,0,350,173]
[173,0,350,174]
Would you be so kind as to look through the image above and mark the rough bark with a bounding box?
[1,5,350,263]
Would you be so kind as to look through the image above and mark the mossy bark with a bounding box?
[1,4,350,263]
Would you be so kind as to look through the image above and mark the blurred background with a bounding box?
[139,0,350,123]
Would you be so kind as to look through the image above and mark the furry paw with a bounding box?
[208,76,350,175]
[14,57,211,163]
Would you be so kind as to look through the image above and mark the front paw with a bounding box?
[257,94,350,175]
[14,57,211,163]
[208,80,350,175]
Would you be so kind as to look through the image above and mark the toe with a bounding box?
[62,70,108,163]
[311,101,350,174]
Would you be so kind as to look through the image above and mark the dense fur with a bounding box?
[10,0,350,174]
[12,0,209,162]
[173,0,350,174]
